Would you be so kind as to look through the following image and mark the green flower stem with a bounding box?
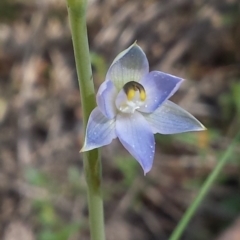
[169,132,240,240]
[66,1,105,240]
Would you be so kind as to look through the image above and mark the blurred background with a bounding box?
[0,0,240,239]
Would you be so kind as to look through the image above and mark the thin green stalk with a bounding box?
[169,132,240,240]
[66,1,105,240]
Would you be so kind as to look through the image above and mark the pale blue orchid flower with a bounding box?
[81,43,206,174]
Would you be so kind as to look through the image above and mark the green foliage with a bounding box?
[155,134,173,146]
[33,199,81,240]
[25,166,84,240]
[175,129,219,147]
[115,156,138,187]
[219,80,240,121]
[38,223,80,240]
[231,81,240,117]
[25,168,49,187]
[33,200,58,227]
[221,193,240,214]
[221,6,240,26]
[0,0,20,21]
[67,166,85,195]
[91,52,107,80]
[68,167,82,185]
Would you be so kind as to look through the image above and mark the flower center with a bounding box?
[124,81,146,102]
[116,81,146,113]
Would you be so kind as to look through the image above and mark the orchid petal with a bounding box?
[96,80,118,119]
[144,100,206,134]
[139,71,183,113]
[106,43,149,90]
[116,112,155,174]
[81,107,117,151]
[115,89,129,111]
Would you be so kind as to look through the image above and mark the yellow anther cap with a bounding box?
[123,81,146,101]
